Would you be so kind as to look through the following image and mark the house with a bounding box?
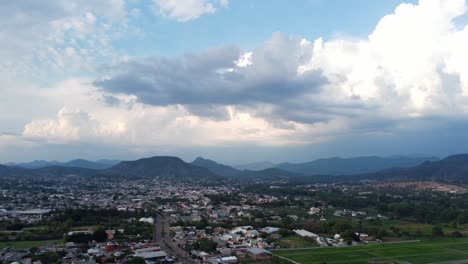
[308,207,321,215]
[293,229,319,238]
[247,248,272,260]
[133,250,167,261]
[260,227,280,234]
[138,217,154,224]
[209,256,238,264]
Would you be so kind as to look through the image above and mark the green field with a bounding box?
[274,238,468,264]
[0,239,62,249]
[70,225,100,231]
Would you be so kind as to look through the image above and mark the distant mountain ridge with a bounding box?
[6,159,120,170]
[275,156,439,175]
[191,157,240,177]
[0,164,98,179]
[358,154,468,182]
[4,154,468,183]
[191,157,305,181]
[6,160,60,169]
[234,161,277,171]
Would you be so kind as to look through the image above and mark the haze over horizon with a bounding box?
[1,0,468,164]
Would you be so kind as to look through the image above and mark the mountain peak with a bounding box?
[103,156,221,181]
[192,156,209,163]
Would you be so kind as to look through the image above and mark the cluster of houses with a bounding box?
[170,225,276,263]
[333,209,367,218]
[293,229,375,247]
[0,209,51,224]
[1,240,177,264]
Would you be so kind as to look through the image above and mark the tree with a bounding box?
[128,257,145,264]
[341,230,360,244]
[432,226,444,237]
[66,233,92,243]
[376,229,388,239]
[92,230,108,242]
[5,222,24,231]
[192,238,217,252]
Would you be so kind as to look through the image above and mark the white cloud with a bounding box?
[0,0,130,80]
[93,0,468,146]
[153,0,228,22]
[18,79,335,147]
[3,0,468,160]
[0,134,38,151]
[300,0,468,117]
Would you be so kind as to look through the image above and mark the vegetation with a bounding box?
[0,239,61,248]
[191,237,218,252]
[274,238,468,264]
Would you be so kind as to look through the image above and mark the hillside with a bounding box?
[234,161,276,171]
[191,157,240,177]
[236,168,302,181]
[190,157,301,181]
[0,164,98,179]
[361,154,468,182]
[0,164,29,177]
[32,166,99,178]
[61,159,114,170]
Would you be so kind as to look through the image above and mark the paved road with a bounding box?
[155,214,196,264]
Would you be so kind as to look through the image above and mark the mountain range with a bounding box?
[355,154,468,182]
[275,156,439,175]
[6,159,120,170]
[2,154,468,183]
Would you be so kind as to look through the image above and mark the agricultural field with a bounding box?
[0,239,62,249]
[274,238,468,264]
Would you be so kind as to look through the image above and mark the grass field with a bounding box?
[70,225,100,231]
[277,235,318,248]
[274,238,468,264]
[0,239,62,249]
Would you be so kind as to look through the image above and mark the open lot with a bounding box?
[274,238,468,264]
[277,235,318,248]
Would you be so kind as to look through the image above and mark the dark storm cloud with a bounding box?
[95,33,328,121]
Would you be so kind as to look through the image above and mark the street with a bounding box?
[155,214,196,263]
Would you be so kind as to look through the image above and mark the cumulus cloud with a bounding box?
[95,33,328,121]
[91,0,468,145]
[23,107,128,142]
[153,0,228,22]
[18,79,333,147]
[300,0,468,118]
[0,0,130,79]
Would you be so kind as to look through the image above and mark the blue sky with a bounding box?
[0,0,468,164]
[118,0,418,56]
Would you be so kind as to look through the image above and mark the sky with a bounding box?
[1,0,468,164]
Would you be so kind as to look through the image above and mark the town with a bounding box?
[2,172,468,264]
